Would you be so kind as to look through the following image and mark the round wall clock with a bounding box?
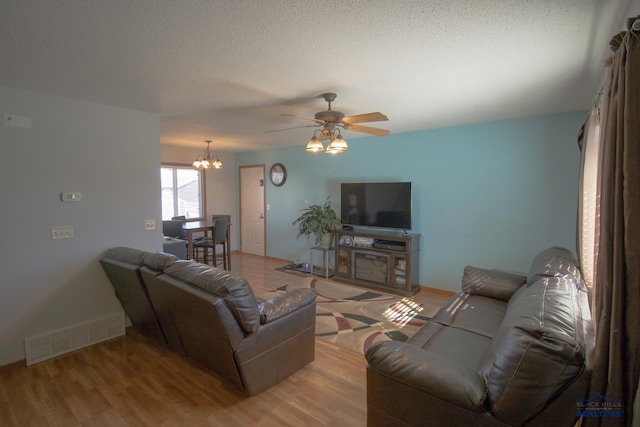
[269,163,287,187]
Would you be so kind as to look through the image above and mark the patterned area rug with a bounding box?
[260,277,441,355]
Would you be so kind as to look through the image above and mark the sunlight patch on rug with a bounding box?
[260,277,441,355]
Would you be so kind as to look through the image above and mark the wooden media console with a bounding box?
[333,229,420,296]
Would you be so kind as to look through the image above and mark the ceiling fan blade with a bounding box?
[342,112,388,124]
[266,124,320,134]
[343,123,390,137]
[282,114,325,124]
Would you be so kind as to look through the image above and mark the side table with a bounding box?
[310,246,335,279]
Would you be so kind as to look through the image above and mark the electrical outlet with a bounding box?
[144,219,156,230]
[51,225,74,240]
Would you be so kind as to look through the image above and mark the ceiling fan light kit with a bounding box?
[326,131,349,153]
[193,140,223,169]
[280,92,390,154]
[305,132,325,152]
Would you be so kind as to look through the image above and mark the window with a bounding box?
[578,105,601,292]
[161,164,205,220]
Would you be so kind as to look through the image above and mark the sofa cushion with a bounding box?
[103,247,147,265]
[430,293,508,339]
[461,266,526,302]
[164,260,227,292]
[142,252,178,272]
[366,340,488,412]
[259,288,317,324]
[527,246,582,285]
[483,276,586,426]
[407,321,492,369]
[504,279,530,307]
[164,260,261,334]
[214,277,261,334]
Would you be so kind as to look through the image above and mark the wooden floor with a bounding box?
[0,253,452,427]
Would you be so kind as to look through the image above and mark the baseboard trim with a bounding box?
[419,285,455,297]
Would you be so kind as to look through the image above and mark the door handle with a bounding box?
[259,213,264,219]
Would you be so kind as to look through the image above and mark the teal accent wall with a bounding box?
[236,112,586,292]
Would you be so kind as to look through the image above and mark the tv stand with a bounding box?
[334,229,420,296]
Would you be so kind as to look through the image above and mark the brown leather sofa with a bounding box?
[365,247,594,427]
[100,247,317,396]
[99,247,169,343]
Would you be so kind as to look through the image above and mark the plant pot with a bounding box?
[319,232,334,249]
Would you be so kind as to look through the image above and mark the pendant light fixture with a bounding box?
[193,140,223,169]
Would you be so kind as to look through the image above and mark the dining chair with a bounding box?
[168,216,189,239]
[193,217,228,269]
[173,215,210,259]
[162,220,184,239]
[166,216,192,259]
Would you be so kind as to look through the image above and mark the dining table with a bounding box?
[182,220,232,269]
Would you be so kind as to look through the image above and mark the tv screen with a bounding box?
[341,182,412,230]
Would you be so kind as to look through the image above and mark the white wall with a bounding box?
[160,145,238,251]
[0,86,162,366]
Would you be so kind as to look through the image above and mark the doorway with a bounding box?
[239,165,265,256]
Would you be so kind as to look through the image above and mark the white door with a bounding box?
[239,165,265,256]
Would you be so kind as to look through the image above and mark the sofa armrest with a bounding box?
[365,341,487,412]
[461,266,526,302]
[259,288,317,324]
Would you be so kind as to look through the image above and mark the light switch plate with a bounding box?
[5,114,32,128]
[61,192,82,202]
[51,225,74,240]
[144,219,156,230]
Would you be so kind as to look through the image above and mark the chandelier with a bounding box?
[305,126,349,154]
[193,140,223,169]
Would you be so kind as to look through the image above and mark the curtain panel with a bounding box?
[586,16,640,427]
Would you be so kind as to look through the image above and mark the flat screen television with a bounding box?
[340,182,412,230]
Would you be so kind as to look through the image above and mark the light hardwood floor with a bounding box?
[0,253,452,427]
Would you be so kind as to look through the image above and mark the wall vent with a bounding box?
[24,312,125,365]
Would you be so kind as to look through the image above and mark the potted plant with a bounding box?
[293,198,342,249]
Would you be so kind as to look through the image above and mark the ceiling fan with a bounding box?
[277,92,390,138]
[271,92,390,153]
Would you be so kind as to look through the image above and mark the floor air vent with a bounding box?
[25,312,125,365]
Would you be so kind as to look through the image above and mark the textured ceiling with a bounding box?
[1,1,637,152]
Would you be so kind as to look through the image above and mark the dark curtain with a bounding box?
[586,16,640,427]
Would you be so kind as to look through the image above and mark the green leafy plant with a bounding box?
[292,198,342,245]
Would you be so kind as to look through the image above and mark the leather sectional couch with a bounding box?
[365,247,594,427]
[100,247,317,396]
